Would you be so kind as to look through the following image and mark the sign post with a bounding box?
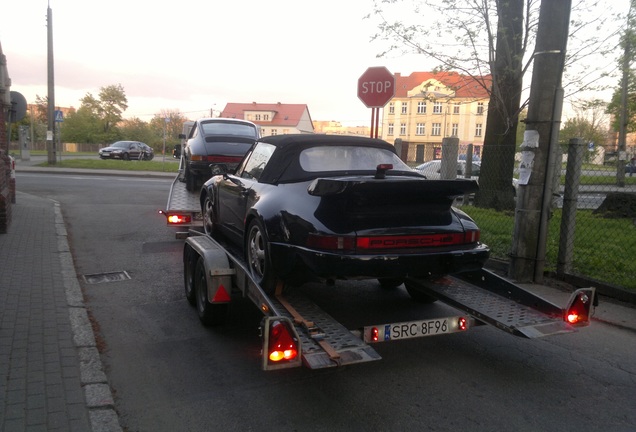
[357,67,395,138]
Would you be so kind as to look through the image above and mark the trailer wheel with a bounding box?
[194,256,228,326]
[202,195,217,236]
[183,245,197,306]
[246,219,276,294]
[404,280,437,304]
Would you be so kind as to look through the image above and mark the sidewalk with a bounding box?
[0,192,121,432]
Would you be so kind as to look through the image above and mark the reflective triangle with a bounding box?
[212,284,232,303]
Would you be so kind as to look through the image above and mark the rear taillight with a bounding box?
[160,211,192,225]
[565,288,595,326]
[464,229,480,243]
[306,234,356,251]
[307,230,480,252]
[267,320,299,362]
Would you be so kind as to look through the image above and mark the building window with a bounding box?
[453,103,460,114]
[255,114,261,121]
[451,123,459,136]
[400,123,406,135]
[388,123,394,135]
[417,101,426,114]
[475,123,482,137]
[432,123,441,136]
[271,129,278,136]
[389,102,395,114]
[401,102,407,114]
[264,114,270,121]
[416,123,425,135]
[433,102,443,114]
[477,102,484,115]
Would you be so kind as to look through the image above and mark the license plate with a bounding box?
[363,316,469,343]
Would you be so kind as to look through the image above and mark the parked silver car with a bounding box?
[415,159,518,195]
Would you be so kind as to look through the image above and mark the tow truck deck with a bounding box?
[160,159,202,228]
[181,232,595,371]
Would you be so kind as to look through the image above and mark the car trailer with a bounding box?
[181,231,595,371]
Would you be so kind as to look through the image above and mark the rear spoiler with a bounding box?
[307,177,479,198]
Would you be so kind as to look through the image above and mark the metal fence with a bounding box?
[454,138,636,291]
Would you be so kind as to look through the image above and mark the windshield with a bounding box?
[299,146,410,172]
[112,142,130,148]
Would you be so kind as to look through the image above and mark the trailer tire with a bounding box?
[246,219,276,294]
[183,245,197,306]
[404,280,437,304]
[194,256,228,326]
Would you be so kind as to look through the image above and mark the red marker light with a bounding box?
[167,214,192,225]
[458,317,468,331]
[268,321,299,362]
[564,288,595,326]
[371,327,379,342]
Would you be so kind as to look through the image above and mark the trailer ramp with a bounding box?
[272,291,381,369]
[406,269,578,338]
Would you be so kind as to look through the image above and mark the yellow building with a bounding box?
[380,71,491,163]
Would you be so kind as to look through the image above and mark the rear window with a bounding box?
[299,145,409,172]
[201,121,258,138]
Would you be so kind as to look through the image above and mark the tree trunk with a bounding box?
[474,0,524,211]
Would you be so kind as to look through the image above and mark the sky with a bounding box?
[0,0,629,127]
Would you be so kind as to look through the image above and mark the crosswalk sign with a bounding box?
[54,110,64,122]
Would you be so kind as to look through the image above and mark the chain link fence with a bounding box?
[453,138,636,291]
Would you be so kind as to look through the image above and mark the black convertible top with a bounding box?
[255,134,401,184]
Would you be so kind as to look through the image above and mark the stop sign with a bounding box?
[357,66,396,108]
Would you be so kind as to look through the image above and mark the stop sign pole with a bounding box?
[357,67,396,138]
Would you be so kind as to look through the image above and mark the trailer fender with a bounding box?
[185,236,236,304]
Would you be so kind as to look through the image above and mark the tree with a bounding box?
[78,84,128,143]
[559,99,609,162]
[148,110,190,155]
[368,0,623,210]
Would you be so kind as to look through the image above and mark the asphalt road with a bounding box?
[15,171,636,432]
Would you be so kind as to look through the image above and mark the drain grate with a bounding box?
[83,271,131,284]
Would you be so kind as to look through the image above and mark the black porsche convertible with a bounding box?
[199,134,489,298]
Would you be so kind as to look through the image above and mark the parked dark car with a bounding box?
[177,118,259,191]
[199,134,489,298]
[98,141,154,160]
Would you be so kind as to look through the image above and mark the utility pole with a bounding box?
[617,1,635,187]
[46,2,56,165]
[509,0,571,283]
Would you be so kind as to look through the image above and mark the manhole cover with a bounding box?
[83,271,131,284]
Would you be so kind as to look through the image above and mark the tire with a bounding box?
[183,245,197,306]
[404,280,438,304]
[246,219,276,294]
[194,256,228,326]
[202,194,217,236]
[185,164,196,191]
[378,278,404,290]
[122,152,130,161]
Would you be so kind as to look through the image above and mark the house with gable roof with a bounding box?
[381,71,491,163]
[220,102,314,136]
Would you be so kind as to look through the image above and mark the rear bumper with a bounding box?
[271,243,490,280]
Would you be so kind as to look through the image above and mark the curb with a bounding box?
[54,201,123,432]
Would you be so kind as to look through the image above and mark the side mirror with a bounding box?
[173,144,181,159]
[178,133,186,139]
